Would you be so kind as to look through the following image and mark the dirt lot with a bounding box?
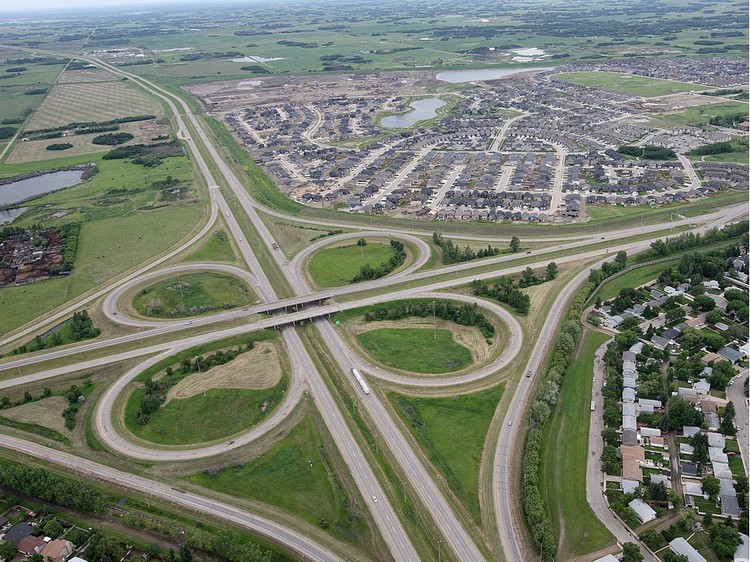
[2,396,71,436]
[344,316,499,369]
[627,91,729,113]
[7,119,170,164]
[164,341,281,404]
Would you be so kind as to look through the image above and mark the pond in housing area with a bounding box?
[0,170,85,207]
[380,98,447,129]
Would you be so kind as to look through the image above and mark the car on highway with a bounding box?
[372,495,378,503]
[508,420,512,426]
[526,251,531,254]
[185,321,192,325]
[525,371,531,378]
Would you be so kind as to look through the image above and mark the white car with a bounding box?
[371,495,378,503]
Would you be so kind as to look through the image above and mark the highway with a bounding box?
[0,43,747,562]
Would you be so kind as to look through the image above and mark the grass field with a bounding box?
[356,328,473,373]
[594,263,673,302]
[539,329,614,558]
[552,72,708,97]
[0,204,202,336]
[307,241,396,288]
[388,385,504,524]
[186,414,370,545]
[185,230,237,262]
[125,382,285,445]
[648,101,748,128]
[132,272,255,318]
[25,79,164,130]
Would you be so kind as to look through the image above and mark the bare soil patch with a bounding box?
[164,341,281,404]
[2,396,71,436]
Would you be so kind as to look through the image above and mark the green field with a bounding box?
[186,414,371,546]
[185,230,237,262]
[594,263,673,302]
[125,382,285,445]
[307,241,397,288]
[538,330,614,558]
[356,328,473,373]
[132,272,254,318]
[389,385,504,523]
[552,72,707,97]
[648,101,748,128]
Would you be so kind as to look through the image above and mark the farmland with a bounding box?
[552,72,705,97]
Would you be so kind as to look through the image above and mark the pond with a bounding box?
[0,169,85,207]
[436,66,552,83]
[380,98,447,129]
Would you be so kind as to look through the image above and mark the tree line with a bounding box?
[432,232,501,264]
[647,221,748,257]
[471,277,531,314]
[364,300,494,339]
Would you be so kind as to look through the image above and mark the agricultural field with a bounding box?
[132,272,256,318]
[24,78,164,130]
[307,240,398,288]
[357,328,473,374]
[552,72,706,97]
[388,385,504,523]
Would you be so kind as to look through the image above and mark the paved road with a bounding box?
[0,436,345,562]
[727,369,749,470]
[588,341,659,562]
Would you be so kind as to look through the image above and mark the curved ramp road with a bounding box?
[0,436,344,562]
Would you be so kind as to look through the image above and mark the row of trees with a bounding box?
[648,221,748,257]
[520,270,599,557]
[432,232,501,264]
[617,144,677,160]
[350,240,406,283]
[363,300,495,339]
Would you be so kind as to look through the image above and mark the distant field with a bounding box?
[648,100,748,128]
[552,72,707,97]
[307,240,396,288]
[356,328,473,373]
[26,80,163,130]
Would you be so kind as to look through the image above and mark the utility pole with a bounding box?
[432,300,436,339]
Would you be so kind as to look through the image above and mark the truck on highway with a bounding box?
[351,368,370,395]
[590,400,596,411]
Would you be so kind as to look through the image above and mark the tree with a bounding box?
[179,544,193,562]
[509,236,520,252]
[691,432,709,466]
[703,331,726,353]
[710,521,741,558]
[692,295,716,313]
[639,528,665,550]
[622,542,643,562]
[546,262,558,280]
[719,401,737,435]
[705,309,722,324]
[601,427,621,448]
[43,518,63,538]
[0,541,17,561]
[650,482,668,502]
[357,238,367,247]
[702,475,720,501]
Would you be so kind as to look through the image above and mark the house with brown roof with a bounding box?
[18,535,47,556]
[40,539,74,562]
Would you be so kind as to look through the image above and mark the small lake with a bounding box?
[436,66,551,83]
[380,98,447,129]
[0,169,85,207]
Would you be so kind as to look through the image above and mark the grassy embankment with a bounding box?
[388,386,504,524]
[538,329,614,559]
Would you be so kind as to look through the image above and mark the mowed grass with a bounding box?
[185,415,370,545]
[539,330,614,558]
[132,272,254,318]
[594,262,673,302]
[125,382,285,445]
[25,79,163,130]
[388,385,504,524]
[185,230,237,263]
[356,328,472,373]
[552,71,705,97]
[307,241,395,288]
[0,204,202,336]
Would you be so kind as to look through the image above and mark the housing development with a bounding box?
[0,1,747,562]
